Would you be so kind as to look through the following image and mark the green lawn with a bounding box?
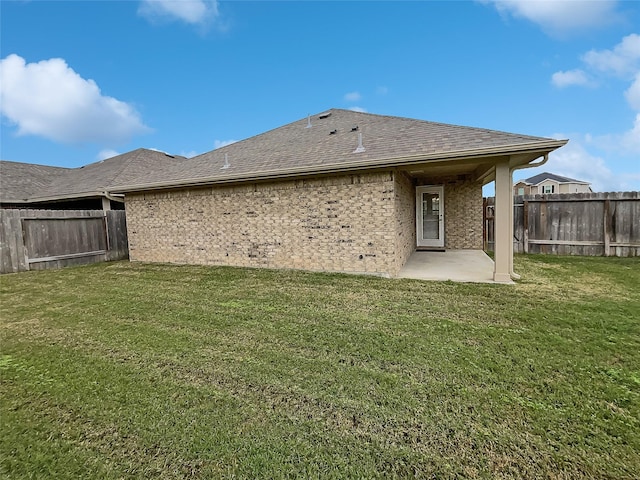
[1,255,639,479]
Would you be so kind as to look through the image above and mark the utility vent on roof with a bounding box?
[329,130,337,135]
[353,133,365,153]
[221,153,230,169]
[319,112,332,119]
[306,114,312,128]
[164,153,175,158]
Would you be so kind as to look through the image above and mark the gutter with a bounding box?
[3,191,120,204]
[104,192,125,203]
[111,140,568,194]
[516,153,549,171]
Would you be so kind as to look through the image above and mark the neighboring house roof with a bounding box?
[0,161,70,203]
[519,172,590,186]
[1,149,186,204]
[111,109,566,193]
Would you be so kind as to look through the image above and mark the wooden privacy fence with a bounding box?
[0,209,128,274]
[484,192,640,257]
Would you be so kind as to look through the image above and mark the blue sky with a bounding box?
[1,0,639,192]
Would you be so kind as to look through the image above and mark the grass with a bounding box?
[1,254,639,479]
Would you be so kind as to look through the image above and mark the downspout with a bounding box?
[508,154,549,280]
[101,191,125,213]
[104,192,125,203]
[518,153,549,171]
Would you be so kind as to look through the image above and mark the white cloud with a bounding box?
[482,0,620,36]
[138,0,218,25]
[97,149,119,161]
[348,106,367,113]
[376,86,389,95]
[344,91,362,102]
[583,33,640,77]
[545,138,612,188]
[625,73,640,111]
[536,135,640,192]
[214,139,237,149]
[621,113,640,153]
[588,113,640,155]
[551,35,640,160]
[0,54,150,144]
[551,69,592,88]
[180,150,199,158]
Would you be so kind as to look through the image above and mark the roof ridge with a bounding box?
[189,113,328,159]
[0,159,72,170]
[328,108,551,141]
[102,149,151,189]
[81,148,166,189]
[191,108,554,162]
[524,171,589,184]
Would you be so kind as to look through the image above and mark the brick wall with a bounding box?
[126,172,404,277]
[125,171,482,276]
[393,172,416,273]
[418,176,483,249]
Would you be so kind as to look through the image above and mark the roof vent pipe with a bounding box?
[306,114,312,128]
[221,153,230,169]
[353,132,365,153]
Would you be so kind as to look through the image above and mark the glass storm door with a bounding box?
[416,186,444,248]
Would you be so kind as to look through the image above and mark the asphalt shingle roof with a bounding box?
[38,148,186,199]
[0,161,70,202]
[522,172,590,185]
[114,109,560,191]
[1,149,186,203]
[2,109,566,201]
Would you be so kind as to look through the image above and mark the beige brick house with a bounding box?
[112,109,566,282]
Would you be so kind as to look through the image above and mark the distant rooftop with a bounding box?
[520,172,591,186]
[0,149,186,204]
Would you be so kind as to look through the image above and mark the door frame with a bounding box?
[416,185,445,248]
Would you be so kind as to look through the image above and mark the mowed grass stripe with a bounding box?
[1,255,639,478]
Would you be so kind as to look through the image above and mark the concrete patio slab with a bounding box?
[398,250,509,284]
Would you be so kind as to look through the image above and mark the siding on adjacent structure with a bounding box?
[125,171,482,277]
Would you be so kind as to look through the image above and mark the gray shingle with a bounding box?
[522,172,589,185]
[0,161,70,202]
[3,110,566,201]
[113,109,561,191]
[2,149,186,202]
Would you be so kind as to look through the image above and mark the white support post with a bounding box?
[493,160,512,283]
[509,173,520,280]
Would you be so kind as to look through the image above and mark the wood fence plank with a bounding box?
[484,192,638,257]
[1,209,128,274]
[603,199,611,256]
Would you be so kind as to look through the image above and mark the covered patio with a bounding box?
[398,250,506,284]
[399,146,565,283]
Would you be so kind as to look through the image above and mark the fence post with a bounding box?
[603,199,611,257]
[523,199,529,254]
[483,197,487,251]
[103,211,111,261]
[19,218,30,271]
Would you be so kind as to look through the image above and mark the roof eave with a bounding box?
[111,140,568,194]
[532,180,591,186]
[3,191,107,204]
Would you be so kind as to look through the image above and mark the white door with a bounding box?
[416,186,444,248]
